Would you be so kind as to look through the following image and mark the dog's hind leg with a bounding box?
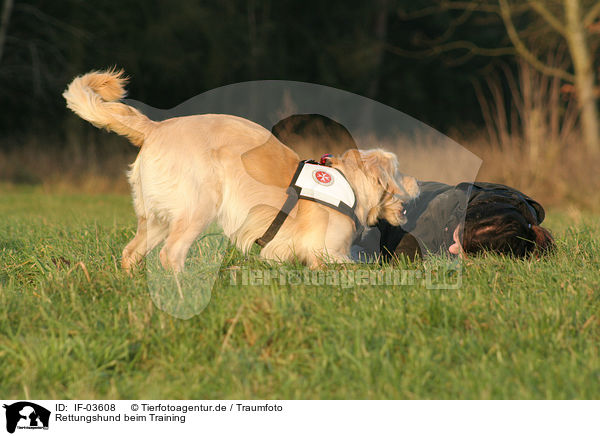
[122,216,169,272]
[159,211,214,272]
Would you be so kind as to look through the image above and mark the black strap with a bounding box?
[255,160,362,248]
[338,202,363,235]
[256,186,300,247]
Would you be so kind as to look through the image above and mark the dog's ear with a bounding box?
[361,149,399,190]
[361,149,419,200]
[337,148,364,169]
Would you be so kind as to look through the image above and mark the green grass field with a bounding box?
[1,186,599,399]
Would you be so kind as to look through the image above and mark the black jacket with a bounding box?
[373,181,546,259]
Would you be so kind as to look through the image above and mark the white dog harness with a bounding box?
[256,160,362,247]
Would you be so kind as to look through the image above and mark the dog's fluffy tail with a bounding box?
[63,68,155,146]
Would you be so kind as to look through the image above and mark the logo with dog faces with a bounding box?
[3,402,50,434]
[312,169,334,186]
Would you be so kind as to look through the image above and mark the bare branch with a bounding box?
[442,49,478,65]
[397,0,530,20]
[414,7,477,46]
[583,1,600,27]
[397,4,446,20]
[498,0,575,82]
[527,1,567,36]
[398,1,499,19]
[386,40,515,58]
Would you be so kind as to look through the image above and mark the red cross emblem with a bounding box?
[313,169,334,186]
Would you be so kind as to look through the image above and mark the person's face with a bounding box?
[448,225,463,256]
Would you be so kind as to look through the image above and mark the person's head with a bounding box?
[451,201,554,257]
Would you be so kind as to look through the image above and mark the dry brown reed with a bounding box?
[461,57,600,211]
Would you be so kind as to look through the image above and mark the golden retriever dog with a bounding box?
[63,69,419,271]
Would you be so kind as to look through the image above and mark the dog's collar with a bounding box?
[301,153,332,167]
[256,159,363,248]
[319,153,333,166]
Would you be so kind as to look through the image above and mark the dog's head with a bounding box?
[328,149,419,227]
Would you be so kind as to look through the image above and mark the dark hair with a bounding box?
[462,201,554,257]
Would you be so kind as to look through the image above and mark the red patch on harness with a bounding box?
[313,170,333,186]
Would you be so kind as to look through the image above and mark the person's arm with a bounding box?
[377,181,468,259]
[350,227,382,262]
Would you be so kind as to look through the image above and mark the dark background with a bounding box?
[0,0,516,145]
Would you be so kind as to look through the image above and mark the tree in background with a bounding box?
[500,0,599,152]
[396,0,600,152]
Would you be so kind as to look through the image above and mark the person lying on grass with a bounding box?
[271,114,555,260]
[369,180,555,260]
